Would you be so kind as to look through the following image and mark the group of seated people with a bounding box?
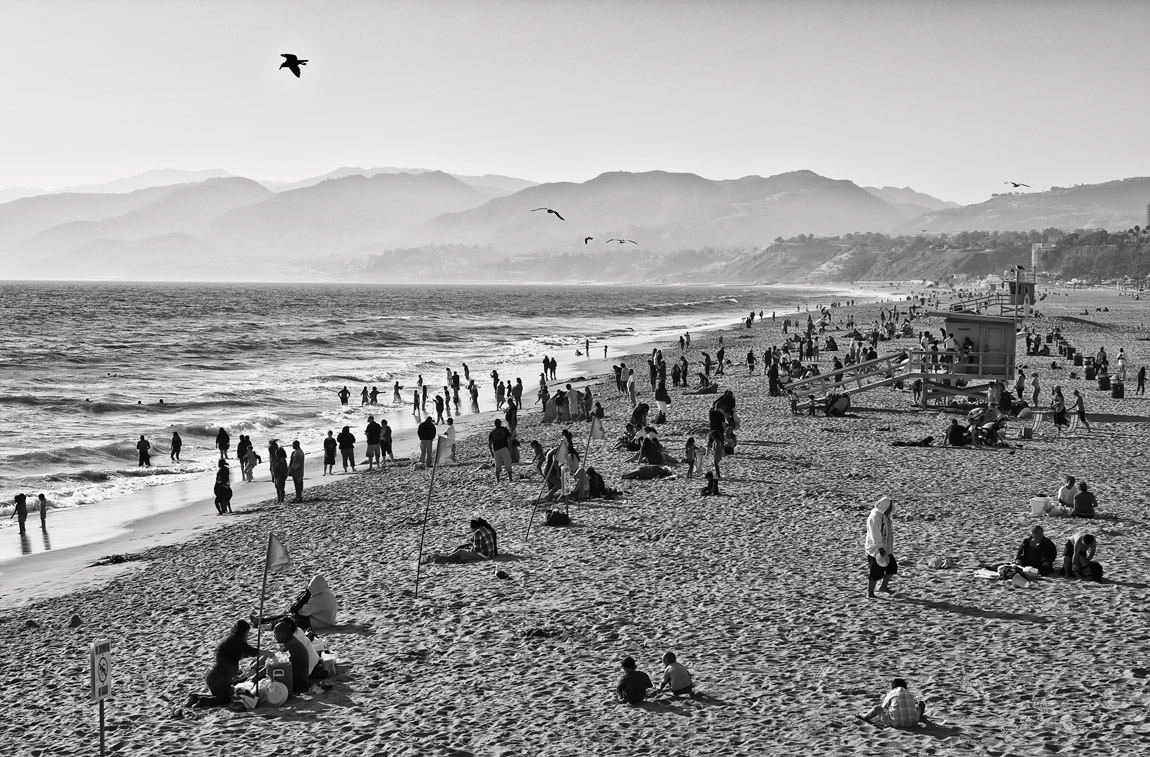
[1014,525,1102,581]
[944,413,1007,447]
[187,574,339,709]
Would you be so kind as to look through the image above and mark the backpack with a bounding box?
[544,509,571,527]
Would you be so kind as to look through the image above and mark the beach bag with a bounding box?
[655,412,666,424]
[257,678,289,706]
[544,509,571,527]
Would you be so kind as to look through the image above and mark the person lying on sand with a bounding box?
[615,656,653,704]
[423,518,499,564]
[859,678,926,727]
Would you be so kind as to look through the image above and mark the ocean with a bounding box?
[0,281,849,519]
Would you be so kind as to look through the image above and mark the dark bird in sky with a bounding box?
[1004,181,1030,188]
[584,237,594,244]
[280,54,308,78]
[532,207,565,221]
[607,238,637,244]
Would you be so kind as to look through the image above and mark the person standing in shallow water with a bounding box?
[338,386,350,407]
[137,435,152,467]
[10,494,28,535]
[170,431,182,462]
[215,427,230,459]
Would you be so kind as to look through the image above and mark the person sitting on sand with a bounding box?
[1060,531,1102,581]
[425,518,499,564]
[258,574,339,632]
[654,651,695,698]
[1071,481,1097,519]
[615,423,641,452]
[943,416,970,444]
[864,496,897,598]
[1056,475,1077,509]
[272,620,311,695]
[1016,525,1058,575]
[615,656,653,704]
[700,470,720,496]
[185,620,271,708]
[860,678,926,727]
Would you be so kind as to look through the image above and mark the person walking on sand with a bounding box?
[1031,372,1041,407]
[364,415,382,470]
[859,678,926,727]
[137,435,152,467]
[337,386,351,407]
[37,493,48,529]
[322,430,336,476]
[626,369,637,408]
[267,439,279,480]
[382,420,395,462]
[1138,366,1146,395]
[336,425,356,473]
[488,419,514,482]
[10,493,28,535]
[214,459,232,514]
[289,440,305,502]
[171,431,183,462]
[412,390,421,416]
[864,495,897,598]
[442,417,457,464]
[417,416,436,467]
[1071,389,1091,433]
[271,448,288,504]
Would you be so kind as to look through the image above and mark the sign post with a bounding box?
[90,639,112,757]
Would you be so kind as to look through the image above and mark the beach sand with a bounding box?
[6,288,1150,756]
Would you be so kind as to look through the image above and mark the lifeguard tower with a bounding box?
[788,308,1020,410]
[950,268,1036,320]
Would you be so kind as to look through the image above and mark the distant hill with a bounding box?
[200,171,490,261]
[0,187,44,204]
[0,185,178,247]
[403,170,906,252]
[260,166,537,197]
[863,186,960,219]
[16,178,272,259]
[913,177,1150,233]
[58,169,235,195]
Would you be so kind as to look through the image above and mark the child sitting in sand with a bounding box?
[654,651,695,698]
[700,471,719,497]
[615,656,653,704]
[859,678,926,727]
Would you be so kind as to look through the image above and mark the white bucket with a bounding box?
[1030,497,1050,516]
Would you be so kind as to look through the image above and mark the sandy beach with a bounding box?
[6,287,1150,756]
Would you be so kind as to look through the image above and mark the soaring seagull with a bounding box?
[607,238,637,244]
[531,207,565,221]
[1004,181,1030,188]
[280,54,308,78]
[584,237,594,244]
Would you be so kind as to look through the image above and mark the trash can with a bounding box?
[1085,366,1096,380]
[1046,334,1053,344]
[1112,382,1125,399]
[1098,374,1111,391]
[1074,353,1083,367]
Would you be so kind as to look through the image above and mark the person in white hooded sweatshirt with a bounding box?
[865,496,897,598]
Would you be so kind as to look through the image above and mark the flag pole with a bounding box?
[524,455,556,544]
[254,533,272,694]
[413,438,443,598]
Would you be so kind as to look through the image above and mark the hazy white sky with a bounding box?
[1,0,1146,204]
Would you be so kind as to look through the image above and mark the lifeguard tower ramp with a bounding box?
[949,272,1036,319]
[791,312,1017,411]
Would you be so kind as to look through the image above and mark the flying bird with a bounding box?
[1004,181,1030,188]
[531,207,565,221]
[280,54,308,78]
[607,238,637,244]
[584,237,594,244]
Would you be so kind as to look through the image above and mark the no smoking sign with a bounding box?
[90,639,113,702]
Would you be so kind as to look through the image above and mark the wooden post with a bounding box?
[99,700,105,757]
[413,440,442,598]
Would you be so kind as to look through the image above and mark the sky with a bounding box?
[1,0,1146,205]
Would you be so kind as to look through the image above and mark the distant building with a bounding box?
[1031,243,1056,271]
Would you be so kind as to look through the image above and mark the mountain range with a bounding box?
[0,167,1145,282]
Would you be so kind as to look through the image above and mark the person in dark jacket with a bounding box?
[185,620,268,708]
[336,426,356,473]
[417,417,437,467]
[215,427,230,459]
[1016,525,1057,575]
